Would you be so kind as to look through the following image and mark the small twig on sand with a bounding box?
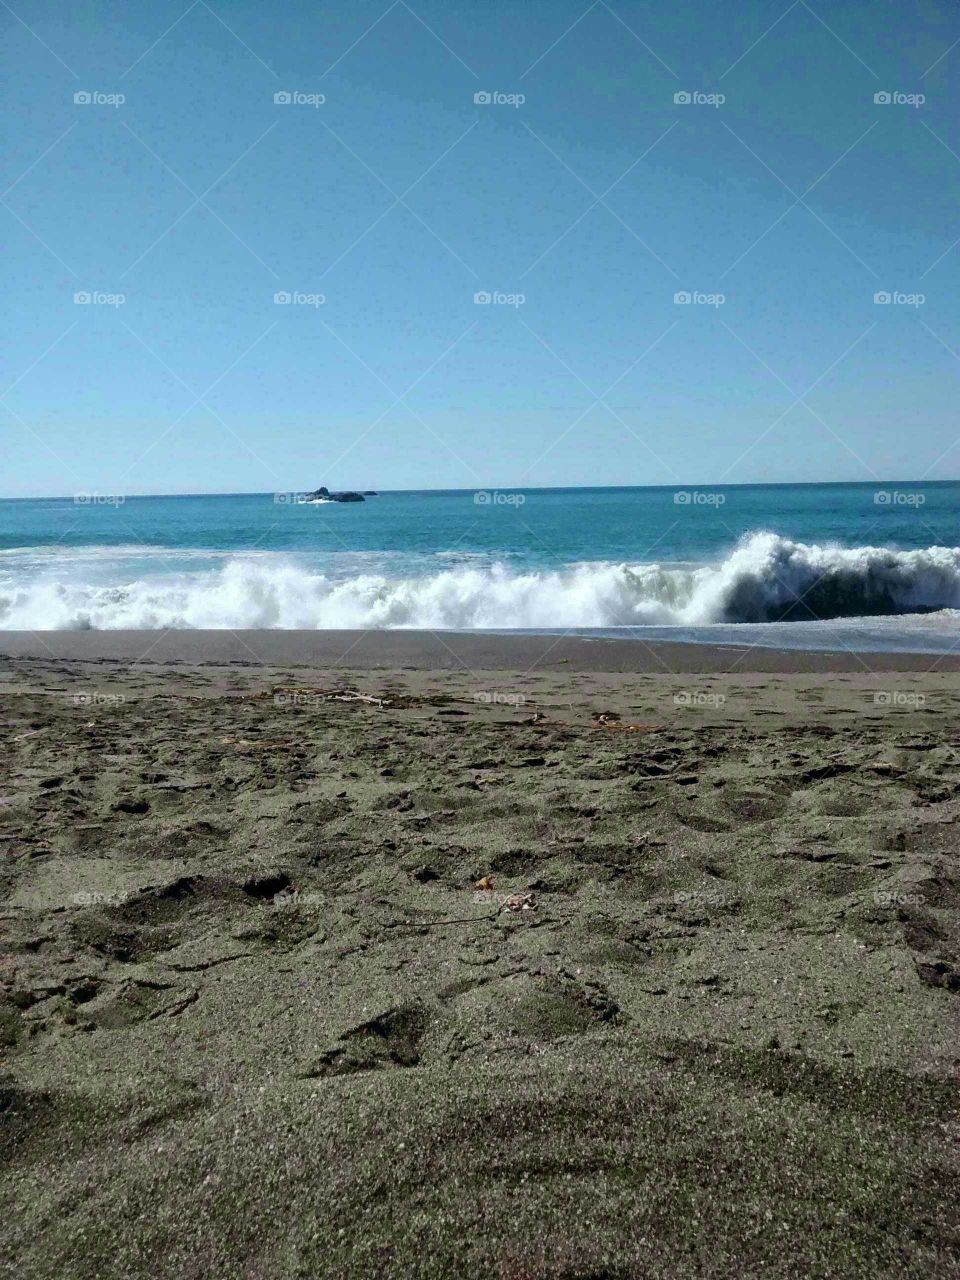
[380,893,538,930]
[382,909,502,930]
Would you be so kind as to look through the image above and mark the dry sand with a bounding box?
[1,636,959,1277]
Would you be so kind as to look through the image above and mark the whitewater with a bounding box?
[3,533,960,633]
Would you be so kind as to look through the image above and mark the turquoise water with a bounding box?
[2,483,956,563]
[1,483,959,647]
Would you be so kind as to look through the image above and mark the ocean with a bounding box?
[2,482,959,651]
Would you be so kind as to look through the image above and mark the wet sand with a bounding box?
[2,626,960,671]
[1,648,959,1277]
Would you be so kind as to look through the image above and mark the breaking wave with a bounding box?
[3,532,960,630]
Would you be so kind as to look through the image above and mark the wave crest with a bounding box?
[2,533,960,630]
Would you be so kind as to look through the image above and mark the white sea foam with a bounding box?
[2,532,960,630]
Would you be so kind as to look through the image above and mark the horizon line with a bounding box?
[1,478,956,502]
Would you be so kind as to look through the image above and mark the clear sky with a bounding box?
[2,0,959,496]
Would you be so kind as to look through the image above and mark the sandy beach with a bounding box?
[2,633,959,1277]
[8,0,960,1268]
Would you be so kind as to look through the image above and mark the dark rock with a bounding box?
[305,487,365,503]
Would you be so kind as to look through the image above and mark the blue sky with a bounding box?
[2,0,960,496]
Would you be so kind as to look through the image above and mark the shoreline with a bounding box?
[1,627,959,672]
